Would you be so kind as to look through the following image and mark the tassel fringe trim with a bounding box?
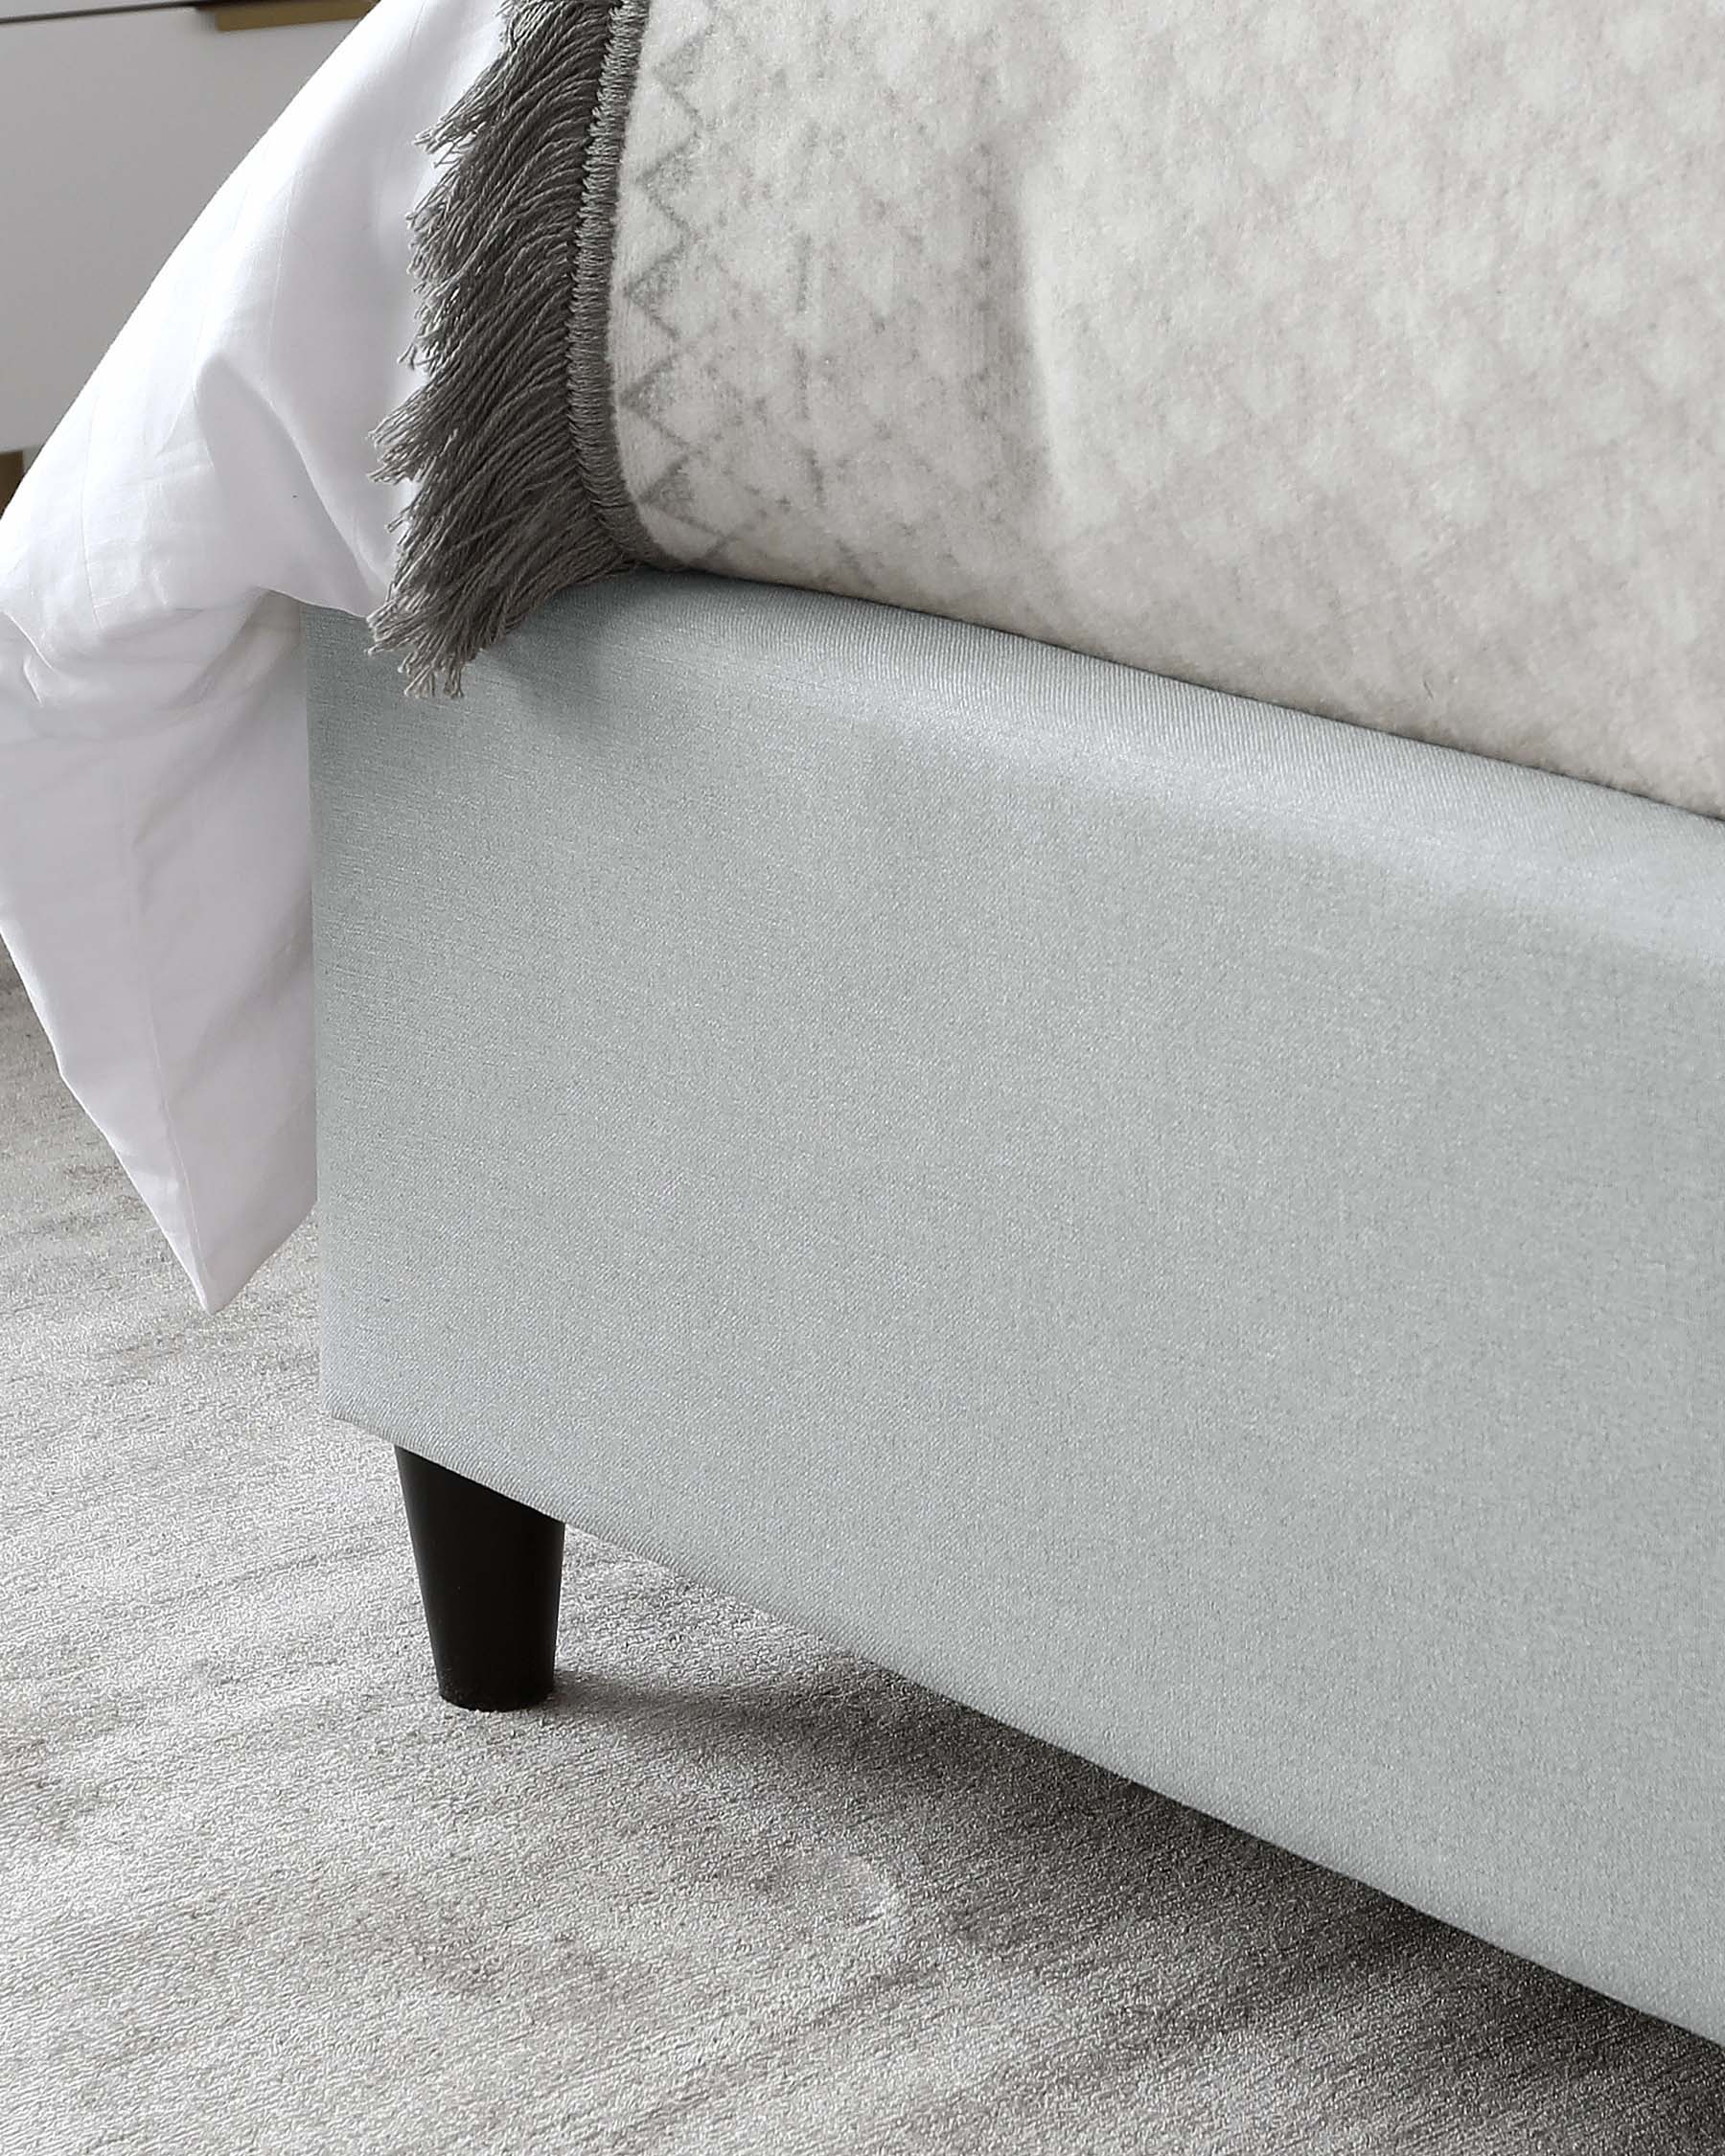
[366,0,653,698]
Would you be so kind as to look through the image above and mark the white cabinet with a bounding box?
[0,2,359,448]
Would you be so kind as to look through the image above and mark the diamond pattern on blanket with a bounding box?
[604,0,1725,818]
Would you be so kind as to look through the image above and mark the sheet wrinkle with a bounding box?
[0,0,503,1307]
[108,752,209,1296]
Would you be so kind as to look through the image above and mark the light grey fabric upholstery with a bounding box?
[306,575,1725,2046]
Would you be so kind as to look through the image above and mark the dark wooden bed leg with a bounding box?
[393,1447,565,1710]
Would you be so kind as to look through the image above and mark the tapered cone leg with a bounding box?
[394,1447,565,1709]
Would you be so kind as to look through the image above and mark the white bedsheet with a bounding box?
[0,0,498,1312]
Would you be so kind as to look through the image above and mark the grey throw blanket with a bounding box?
[369,0,1725,820]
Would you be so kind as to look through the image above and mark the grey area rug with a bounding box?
[5,961,1725,2156]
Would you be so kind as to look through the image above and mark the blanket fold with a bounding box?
[368,0,1725,820]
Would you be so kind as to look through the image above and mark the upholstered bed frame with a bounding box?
[304,575,1725,2048]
